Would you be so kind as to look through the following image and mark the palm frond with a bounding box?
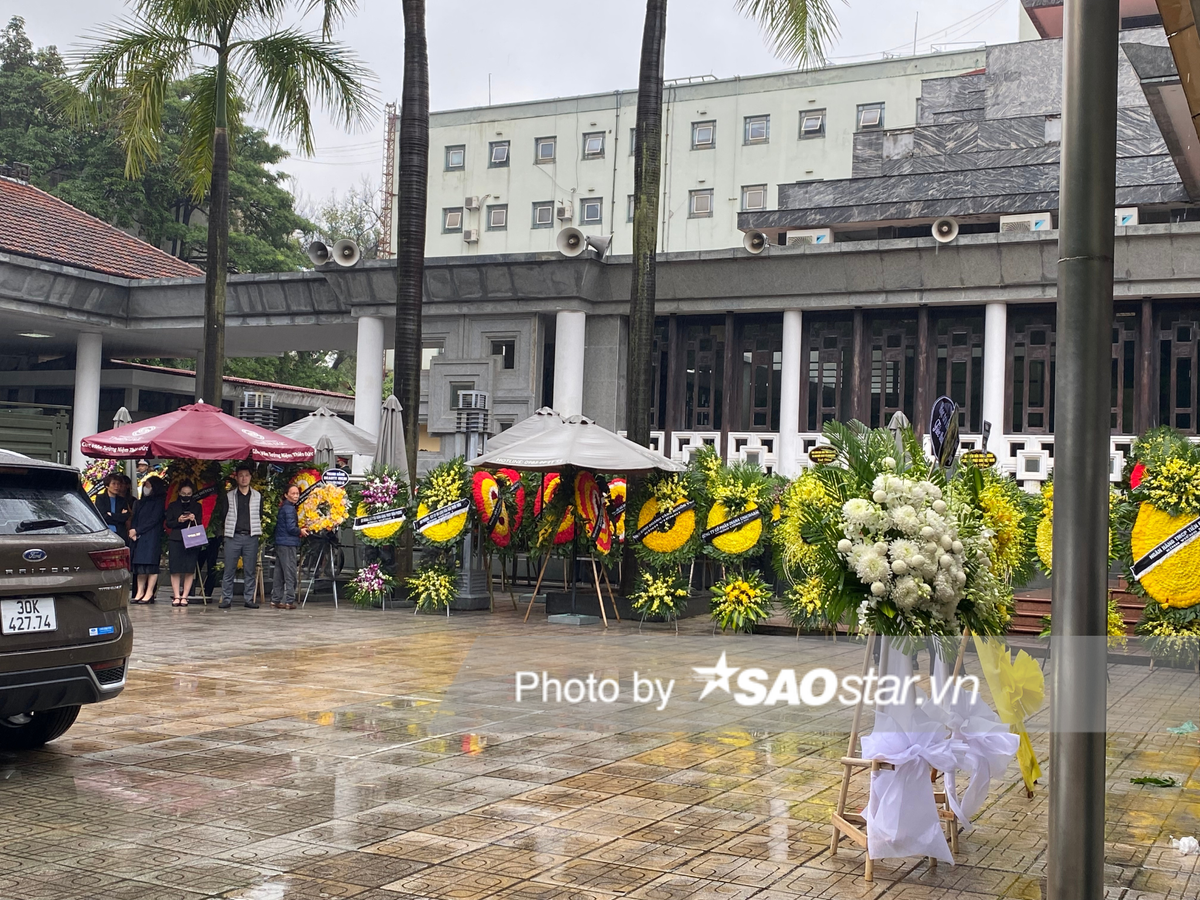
[734,0,841,69]
[178,66,246,200]
[236,28,375,154]
[303,0,358,40]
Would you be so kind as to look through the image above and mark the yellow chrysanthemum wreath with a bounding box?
[299,483,350,533]
[1036,480,1116,575]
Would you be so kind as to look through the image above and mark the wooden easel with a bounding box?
[830,633,963,882]
[523,551,551,622]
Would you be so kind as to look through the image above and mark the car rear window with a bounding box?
[0,470,107,535]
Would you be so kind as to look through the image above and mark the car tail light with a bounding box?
[89,548,130,571]
[91,658,124,670]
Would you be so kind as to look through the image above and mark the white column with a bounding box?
[354,316,385,436]
[982,302,1007,452]
[778,309,803,476]
[71,332,103,469]
[553,310,587,418]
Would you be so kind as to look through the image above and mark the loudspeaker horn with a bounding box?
[586,234,612,258]
[931,217,959,243]
[556,227,586,258]
[743,231,769,254]
[307,240,331,266]
[332,238,361,267]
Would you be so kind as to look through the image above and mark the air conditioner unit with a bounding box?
[456,390,489,410]
[786,228,834,245]
[464,196,481,210]
[556,202,573,220]
[1115,207,1139,227]
[999,213,1053,232]
[463,228,479,243]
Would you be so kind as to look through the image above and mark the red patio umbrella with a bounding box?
[80,403,314,463]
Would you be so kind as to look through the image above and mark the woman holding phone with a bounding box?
[164,481,202,607]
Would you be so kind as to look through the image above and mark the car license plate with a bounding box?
[1,597,57,634]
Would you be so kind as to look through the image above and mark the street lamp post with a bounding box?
[1050,0,1120,896]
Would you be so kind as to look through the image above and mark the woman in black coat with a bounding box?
[129,476,166,604]
[164,481,202,607]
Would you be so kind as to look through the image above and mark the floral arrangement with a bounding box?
[298,482,350,534]
[348,562,394,608]
[967,468,1041,587]
[774,472,838,632]
[607,477,627,543]
[1113,427,1200,662]
[701,461,770,563]
[353,466,409,547]
[414,457,471,549]
[711,570,774,633]
[629,569,691,621]
[471,468,525,552]
[82,458,120,498]
[574,472,614,556]
[406,560,459,612]
[781,578,830,632]
[1035,477,1117,576]
[631,473,698,567]
[534,471,575,552]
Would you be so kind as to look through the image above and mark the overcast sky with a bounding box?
[21,0,1021,203]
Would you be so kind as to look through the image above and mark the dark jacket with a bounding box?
[164,498,201,545]
[95,492,132,542]
[129,495,165,567]
[275,500,302,548]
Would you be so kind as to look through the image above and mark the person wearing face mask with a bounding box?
[128,476,166,604]
[164,480,202,607]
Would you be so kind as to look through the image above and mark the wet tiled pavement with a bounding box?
[1,599,1198,899]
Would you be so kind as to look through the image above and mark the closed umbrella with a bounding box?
[81,403,314,463]
[113,406,135,482]
[468,415,683,473]
[314,434,336,468]
[375,395,408,480]
[276,406,377,457]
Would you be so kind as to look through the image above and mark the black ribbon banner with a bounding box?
[353,507,408,531]
[482,497,504,536]
[297,481,320,504]
[609,501,626,520]
[631,501,694,543]
[1131,514,1200,580]
[415,497,470,534]
[702,506,762,542]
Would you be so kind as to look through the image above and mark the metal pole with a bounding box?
[1050,0,1118,895]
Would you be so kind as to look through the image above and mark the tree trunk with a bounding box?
[199,55,230,406]
[621,0,668,597]
[394,0,430,575]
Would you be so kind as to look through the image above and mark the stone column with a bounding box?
[71,332,103,469]
[553,310,586,417]
[778,309,803,476]
[981,302,1007,452]
[354,316,385,436]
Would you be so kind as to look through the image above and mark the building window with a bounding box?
[487,204,507,230]
[1112,309,1138,435]
[580,197,603,225]
[738,320,784,431]
[582,131,605,159]
[692,120,715,149]
[491,339,516,370]
[532,201,554,229]
[1009,310,1056,434]
[741,184,767,211]
[800,109,826,138]
[535,136,556,163]
[935,314,984,435]
[449,381,474,411]
[868,316,917,429]
[489,141,509,167]
[627,194,635,222]
[445,145,465,170]
[857,103,884,131]
[681,322,725,429]
[421,340,445,369]
[1158,306,1200,433]
[630,127,637,155]
[804,317,854,431]
[744,115,770,144]
[689,189,713,218]
[442,208,463,232]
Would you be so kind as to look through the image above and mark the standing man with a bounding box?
[220,463,262,609]
[94,473,133,545]
[271,483,308,610]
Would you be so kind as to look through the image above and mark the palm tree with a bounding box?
[394,0,427,489]
[65,0,375,405]
[622,0,838,592]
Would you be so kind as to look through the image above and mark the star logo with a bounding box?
[693,652,740,700]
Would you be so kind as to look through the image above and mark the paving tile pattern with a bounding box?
[0,602,1197,899]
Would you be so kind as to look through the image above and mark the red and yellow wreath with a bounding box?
[535,472,574,545]
[472,468,526,550]
[607,477,627,542]
[574,472,613,555]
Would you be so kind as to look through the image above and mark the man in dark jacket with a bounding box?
[94,473,133,545]
[271,483,307,609]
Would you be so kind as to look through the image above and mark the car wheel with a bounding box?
[0,705,81,751]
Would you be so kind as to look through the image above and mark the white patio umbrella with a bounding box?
[483,407,563,454]
[375,395,409,480]
[467,415,683,473]
[276,406,377,457]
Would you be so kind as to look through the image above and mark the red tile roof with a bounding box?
[0,177,202,280]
